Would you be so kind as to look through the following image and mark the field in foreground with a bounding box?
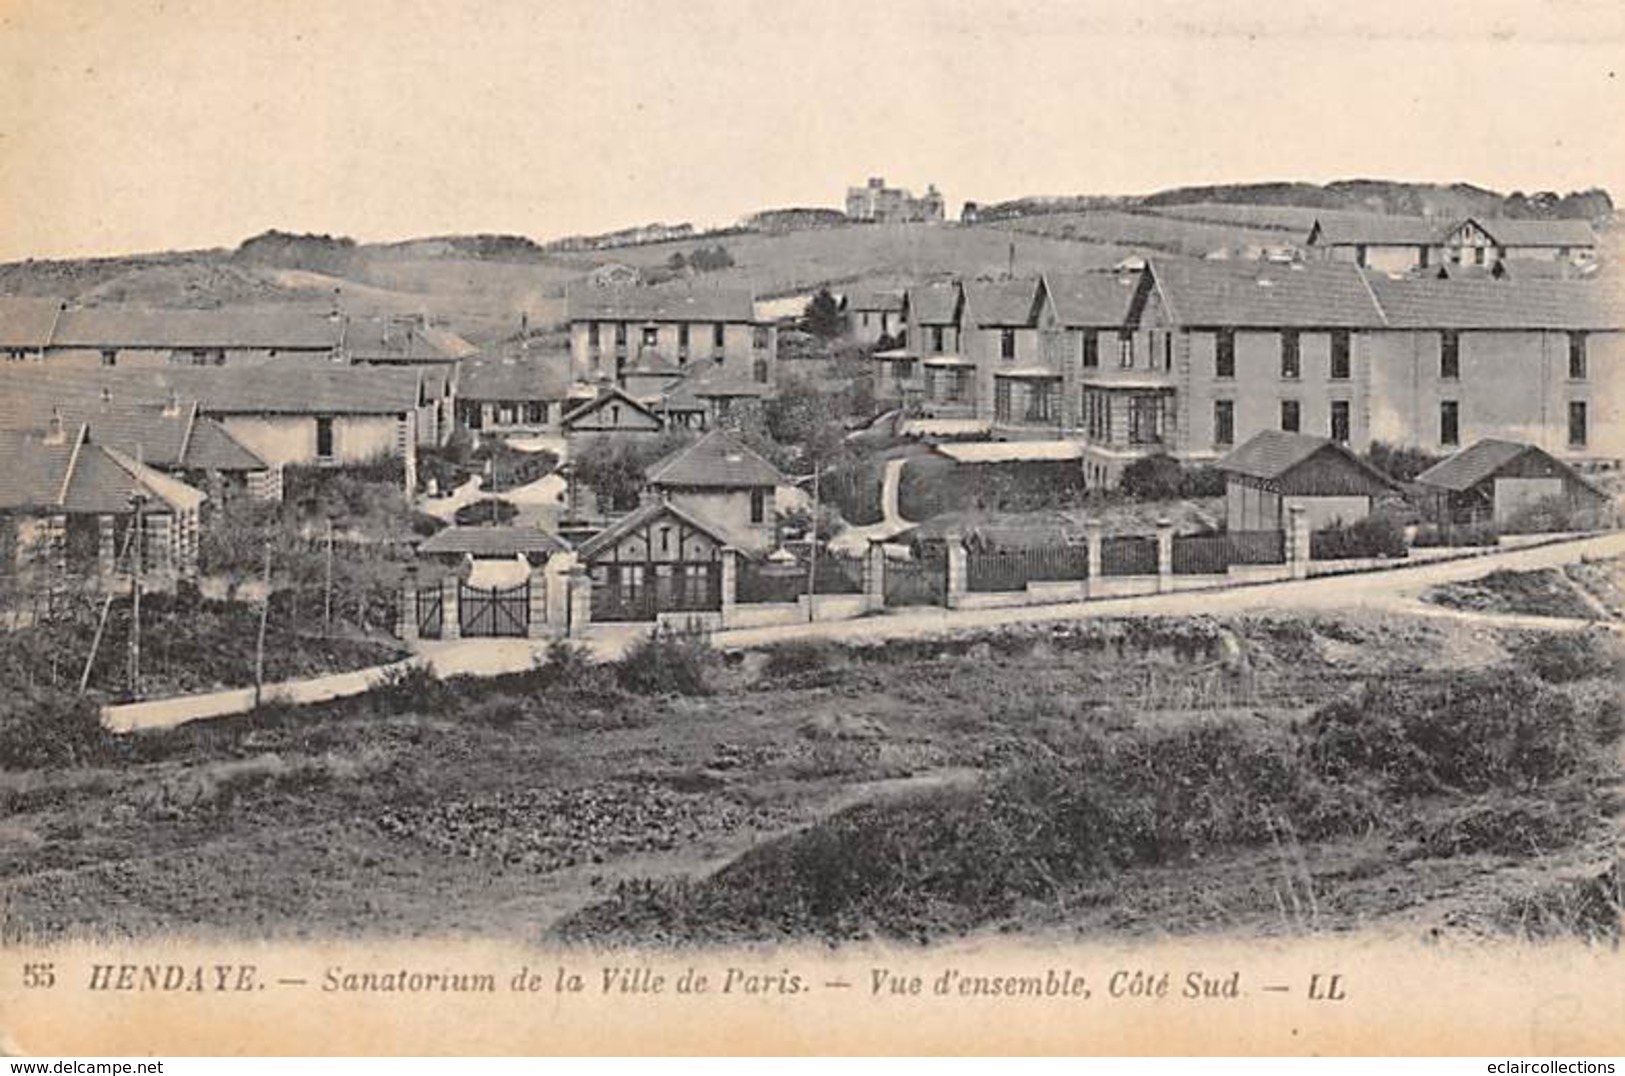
[1,611,1619,947]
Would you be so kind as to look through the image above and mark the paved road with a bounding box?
[101,531,1624,732]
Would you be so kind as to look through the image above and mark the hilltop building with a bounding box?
[845,177,945,224]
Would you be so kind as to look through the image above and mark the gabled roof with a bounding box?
[1364,274,1625,330]
[0,297,65,350]
[343,317,476,362]
[0,424,203,515]
[566,285,757,324]
[1217,430,1399,490]
[416,525,569,558]
[1043,271,1140,326]
[458,352,573,402]
[645,428,784,488]
[1149,258,1384,328]
[574,497,739,560]
[1306,216,1443,247]
[50,304,344,350]
[843,288,905,313]
[904,282,962,325]
[1414,439,1606,497]
[962,279,1044,327]
[0,363,424,415]
[1454,217,1597,249]
[559,384,664,429]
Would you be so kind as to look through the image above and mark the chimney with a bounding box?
[44,407,65,445]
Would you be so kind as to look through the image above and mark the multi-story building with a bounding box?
[841,289,906,345]
[565,285,776,390]
[895,282,969,419]
[844,177,945,224]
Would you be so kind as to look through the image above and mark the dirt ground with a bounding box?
[0,609,1616,946]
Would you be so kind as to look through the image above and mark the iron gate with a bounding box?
[458,581,530,637]
[591,562,721,622]
[415,585,444,639]
[883,550,947,607]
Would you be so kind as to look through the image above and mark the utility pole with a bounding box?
[126,493,147,698]
[323,513,335,637]
[805,460,820,623]
[253,542,272,708]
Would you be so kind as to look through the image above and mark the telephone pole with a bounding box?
[126,493,147,698]
[805,461,820,623]
[323,513,335,637]
[253,542,272,708]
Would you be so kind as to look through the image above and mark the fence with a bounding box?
[884,551,947,607]
[737,554,865,604]
[1170,533,1230,576]
[966,545,1090,592]
[1099,536,1158,577]
[1227,529,1287,565]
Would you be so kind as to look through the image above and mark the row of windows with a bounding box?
[1207,398,1592,449]
[586,322,770,349]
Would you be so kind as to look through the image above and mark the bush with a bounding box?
[0,687,108,770]
[453,498,519,526]
[1411,521,1499,548]
[536,640,623,701]
[761,640,839,681]
[1511,631,1624,684]
[1502,494,1605,536]
[1309,515,1408,559]
[615,625,717,696]
[1118,454,1224,501]
[1365,441,1444,483]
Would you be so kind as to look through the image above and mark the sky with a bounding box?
[0,0,1622,261]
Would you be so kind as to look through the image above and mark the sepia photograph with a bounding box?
[0,0,1622,1061]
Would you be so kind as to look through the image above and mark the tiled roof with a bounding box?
[1413,439,1603,497]
[0,363,423,415]
[1365,275,1625,330]
[0,425,199,515]
[963,279,1043,327]
[559,384,663,428]
[0,380,264,471]
[458,353,572,401]
[51,304,343,350]
[574,498,737,560]
[417,525,569,557]
[1461,218,1597,249]
[1217,430,1396,490]
[905,282,961,325]
[645,429,783,488]
[342,317,476,362]
[180,418,267,471]
[566,285,757,323]
[1043,272,1139,326]
[1308,216,1444,247]
[0,297,64,350]
[843,288,905,313]
[1149,258,1384,328]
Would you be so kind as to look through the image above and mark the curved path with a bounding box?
[102,531,1625,732]
[827,456,913,555]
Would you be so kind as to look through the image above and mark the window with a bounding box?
[749,489,766,525]
[614,322,627,347]
[1117,331,1133,368]
[1569,333,1588,380]
[929,326,944,353]
[1440,331,1459,379]
[1569,401,1587,448]
[752,357,769,383]
[1355,245,1368,268]
[526,402,546,425]
[1440,400,1459,446]
[316,416,335,460]
[588,322,600,347]
[1280,400,1300,433]
[678,323,689,351]
[100,349,117,367]
[752,325,769,350]
[641,326,658,348]
[994,380,1012,423]
[1330,400,1350,443]
[1281,331,1300,379]
[497,404,516,426]
[712,323,725,349]
[1084,390,1111,442]
[1163,333,1174,371]
[1026,382,1058,424]
[1330,331,1351,380]
[1081,331,1099,368]
[1127,395,1164,445]
[1215,330,1235,378]
[1213,400,1234,447]
[895,358,915,380]
[1000,328,1016,360]
[861,312,870,327]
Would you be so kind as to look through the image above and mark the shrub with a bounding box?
[1309,515,1408,560]
[1510,631,1624,684]
[536,640,623,701]
[762,640,839,681]
[453,498,519,526]
[1411,521,1499,548]
[615,625,717,695]
[1365,441,1444,483]
[1502,494,1604,536]
[0,687,108,770]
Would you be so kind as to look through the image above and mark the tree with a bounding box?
[568,430,695,512]
[665,251,688,272]
[802,287,844,339]
[1118,454,1183,501]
